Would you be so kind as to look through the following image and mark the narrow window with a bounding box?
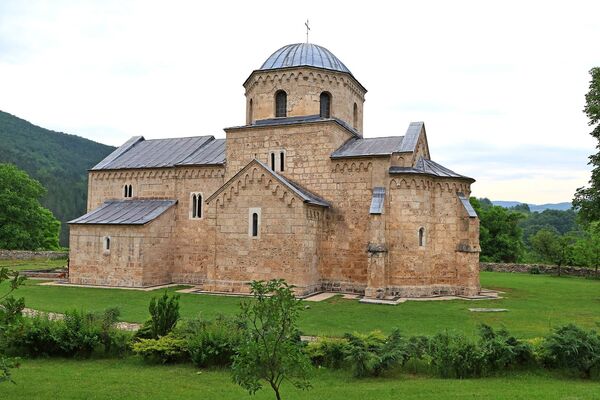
[275,90,287,117]
[190,193,203,219]
[252,213,258,237]
[196,194,202,219]
[128,185,133,198]
[353,102,358,129]
[248,98,253,124]
[270,152,275,171]
[419,227,425,247]
[280,151,285,172]
[192,194,197,218]
[320,92,331,118]
[103,236,111,252]
[124,185,128,198]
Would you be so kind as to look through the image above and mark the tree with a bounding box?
[232,280,311,400]
[573,67,600,223]
[0,163,60,250]
[0,267,26,383]
[470,198,525,262]
[530,229,576,276]
[571,222,600,277]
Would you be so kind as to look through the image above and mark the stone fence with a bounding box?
[480,262,597,277]
[0,250,68,261]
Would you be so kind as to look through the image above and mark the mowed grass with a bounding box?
[1,271,599,338]
[2,358,599,400]
[0,258,66,272]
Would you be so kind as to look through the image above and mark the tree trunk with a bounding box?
[270,382,282,400]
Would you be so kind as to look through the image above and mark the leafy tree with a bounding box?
[0,163,60,250]
[510,203,531,214]
[530,228,576,275]
[519,209,580,244]
[232,280,311,400]
[571,222,600,276]
[573,67,600,223]
[0,267,26,383]
[470,198,525,262]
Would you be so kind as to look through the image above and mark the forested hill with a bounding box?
[0,110,115,246]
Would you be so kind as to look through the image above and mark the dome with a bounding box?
[259,43,352,74]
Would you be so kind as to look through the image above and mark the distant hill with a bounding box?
[492,200,572,212]
[0,110,115,246]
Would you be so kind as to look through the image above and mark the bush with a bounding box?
[529,266,541,274]
[305,337,349,369]
[427,332,484,378]
[344,329,409,377]
[135,292,180,340]
[540,324,600,378]
[131,334,188,364]
[185,316,243,367]
[478,325,533,372]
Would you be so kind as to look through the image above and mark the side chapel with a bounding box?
[69,43,481,298]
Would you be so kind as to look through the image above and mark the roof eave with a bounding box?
[225,118,359,139]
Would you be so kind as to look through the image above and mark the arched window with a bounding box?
[419,227,425,247]
[248,98,253,124]
[275,90,287,118]
[249,207,261,238]
[270,152,276,171]
[353,103,358,129]
[320,92,331,118]
[103,236,111,252]
[190,193,203,219]
[252,213,258,237]
[128,185,133,198]
[280,151,285,172]
[124,184,133,198]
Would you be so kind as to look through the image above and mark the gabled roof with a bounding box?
[69,199,177,225]
[206,159,330,208]
[389,157,474,182]
[91,136,225,170]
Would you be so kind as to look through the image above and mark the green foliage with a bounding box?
[305,337,349,369]
[0,163,60,250]
[0,110,115,245]
[131,334,188,364]
[232,279,312,400]
[519,209,580,244]
[184,316,243,368]
[0,267,25,384]
[343,329,409,377]
[136,292,181,340]
[530,229,578,274]
[470,198,524,262]
[574,67,600,224]
[427,332,484,378]
[540,324,600,379]
[478,325,533,372]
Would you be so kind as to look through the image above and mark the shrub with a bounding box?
[185,316,243,367]
[305,337,349,369]
[478,325,533,372]
[427,332,484,378]
[344,329,409,377]
[135,292,180,340]
[131,334,188,364]
[529,266,541,274]
[540,324,600,378]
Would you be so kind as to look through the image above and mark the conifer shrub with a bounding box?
[540,324,600,379]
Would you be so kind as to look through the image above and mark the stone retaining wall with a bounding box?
[0,250,68,261]
[480,262,596,277]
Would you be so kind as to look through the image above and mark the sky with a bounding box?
[0,0,599,204]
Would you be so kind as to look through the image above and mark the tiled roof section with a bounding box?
[91,136,226,170]
[369,187,385,214]
[457,192,478,218]
[389,158,474,182]
[331,136,404,159]
[260,43,351,75]
[227,115,359,138]
[399,121,424,152]
[69,199,177,225]
[178,138,226,165]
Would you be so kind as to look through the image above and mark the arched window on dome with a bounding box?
[275,90,287,118]
[353,103,358,129]
[320,92,331,118]
[248,98,253,124]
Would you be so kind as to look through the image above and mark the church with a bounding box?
[68,42,481,299]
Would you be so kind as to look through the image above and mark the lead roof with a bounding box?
[68,199,177,225]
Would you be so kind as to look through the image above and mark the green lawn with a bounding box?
[1,271,599,338]
[0,258,66,272]
[2,358,599,400]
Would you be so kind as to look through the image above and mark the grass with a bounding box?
[1,271,599,338]
[0,258,66,272]
[2,358,599,400]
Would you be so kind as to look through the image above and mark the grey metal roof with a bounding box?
[227,115,359,138]
[369,187,385,214]
[399,122,424,152]
[206,159,330,208]
[389,157,474,181]
[260,43,351,75]
[457,192,478,218]
[69,199,177,225]
[331,136,404,159]
[92,136,226,170]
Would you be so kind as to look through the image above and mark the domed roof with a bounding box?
[259,43,351,74]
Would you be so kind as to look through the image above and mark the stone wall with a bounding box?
[480,262,596,277]
[0,250,68,260]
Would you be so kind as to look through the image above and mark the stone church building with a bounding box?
[69,43,481,298]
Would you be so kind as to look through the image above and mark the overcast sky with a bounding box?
[1,0,599,204]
